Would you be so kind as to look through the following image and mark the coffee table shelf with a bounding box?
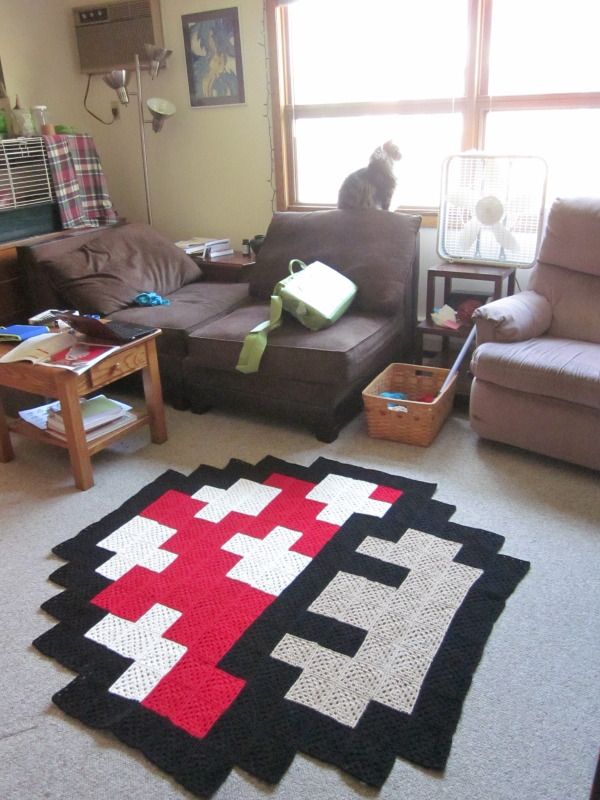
[8,408,148,455]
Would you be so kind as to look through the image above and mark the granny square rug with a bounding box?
[34,456,529,797]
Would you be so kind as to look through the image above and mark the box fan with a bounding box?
[437,153,548,268]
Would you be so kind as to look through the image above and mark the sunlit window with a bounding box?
[267,0,600,215]
[288,0,468,104]
[295,115,463,207]
[488,0,600,95]
[485,110,600,200]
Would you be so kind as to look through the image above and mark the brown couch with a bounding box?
[18,208,421,440]
[469,196,600,470]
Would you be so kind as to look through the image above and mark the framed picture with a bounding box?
[182,7,245,108]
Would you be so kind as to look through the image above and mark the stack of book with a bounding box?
[20,395,135,442]
[174,237,234,257]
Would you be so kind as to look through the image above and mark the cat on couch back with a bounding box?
[337,140,402,210]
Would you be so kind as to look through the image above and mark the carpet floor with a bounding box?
[1,400,598,800]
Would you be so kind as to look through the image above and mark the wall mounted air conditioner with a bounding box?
[73,0,164,74]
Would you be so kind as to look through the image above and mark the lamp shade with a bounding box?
[103,70,130,104]
[146,97,176,132]
[144,44,173,79]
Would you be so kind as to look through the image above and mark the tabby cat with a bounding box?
[337,141,402,210]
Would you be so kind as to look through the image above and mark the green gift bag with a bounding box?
[236,259,357,374]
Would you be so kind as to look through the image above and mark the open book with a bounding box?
[0,331,119,373]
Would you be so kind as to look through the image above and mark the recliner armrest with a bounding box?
[473,291,552,344]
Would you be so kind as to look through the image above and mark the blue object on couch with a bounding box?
[134,292,171,306]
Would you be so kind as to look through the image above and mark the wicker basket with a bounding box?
[362,363,457,446]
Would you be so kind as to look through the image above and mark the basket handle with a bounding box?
[387,403,408,413]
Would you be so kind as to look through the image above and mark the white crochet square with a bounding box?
[308,572,395,629]
[96,516,178,580]
[306,474,392,525]
[319,683,366,728]
[308,647,351,682]
[376,672,422,715]
[85,603,186,702]
[285,670,329,709]
[222,526,311,596]
[271,634,318,668]
[340,660,384,696]
[193,479,281,522]
[355,633,398,668]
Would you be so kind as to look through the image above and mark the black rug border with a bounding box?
[33,456,529,797]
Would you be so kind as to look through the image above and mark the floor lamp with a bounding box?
[103,45,175,226]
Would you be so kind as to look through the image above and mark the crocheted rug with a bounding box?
[34,456,529,797]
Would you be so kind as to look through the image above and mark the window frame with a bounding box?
[266,0,600,224]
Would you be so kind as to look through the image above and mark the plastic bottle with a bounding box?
[242,238,251,256]
[31,105,48,134]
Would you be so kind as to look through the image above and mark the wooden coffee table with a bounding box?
[0,330,167,490]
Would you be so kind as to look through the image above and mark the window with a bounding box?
[267,0,600,218]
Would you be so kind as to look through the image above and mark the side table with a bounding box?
[192,251,256,282]
[0,330,167,490]
[416,262,516,392]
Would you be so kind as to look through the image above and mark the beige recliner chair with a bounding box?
[469,196,600,470]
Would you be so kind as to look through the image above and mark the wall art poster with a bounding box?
[182,7,245,107]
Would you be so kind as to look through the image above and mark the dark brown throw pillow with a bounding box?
[45,223,202,314]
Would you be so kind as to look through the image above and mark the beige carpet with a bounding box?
[1,400,598,800]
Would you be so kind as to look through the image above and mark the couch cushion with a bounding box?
[44,222,202,314]
[248,209,421,315]
[110,281,250,356]
[186,302,400,385]
[471,337,600,410]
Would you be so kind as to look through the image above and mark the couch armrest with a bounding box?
[473,291,552,344]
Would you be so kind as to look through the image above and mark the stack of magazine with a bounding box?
[174,237,234,257]
[19,395,135,442]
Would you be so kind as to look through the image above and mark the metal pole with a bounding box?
[135,54,152,226]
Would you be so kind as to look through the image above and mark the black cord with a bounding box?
[83,74,116,125]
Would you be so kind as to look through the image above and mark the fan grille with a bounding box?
[438,154,547,268]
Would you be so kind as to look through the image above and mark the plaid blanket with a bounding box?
[43,134,119,228]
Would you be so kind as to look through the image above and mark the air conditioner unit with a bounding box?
[73,0,164,74]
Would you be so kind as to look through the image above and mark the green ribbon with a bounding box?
[235,294,283,374]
